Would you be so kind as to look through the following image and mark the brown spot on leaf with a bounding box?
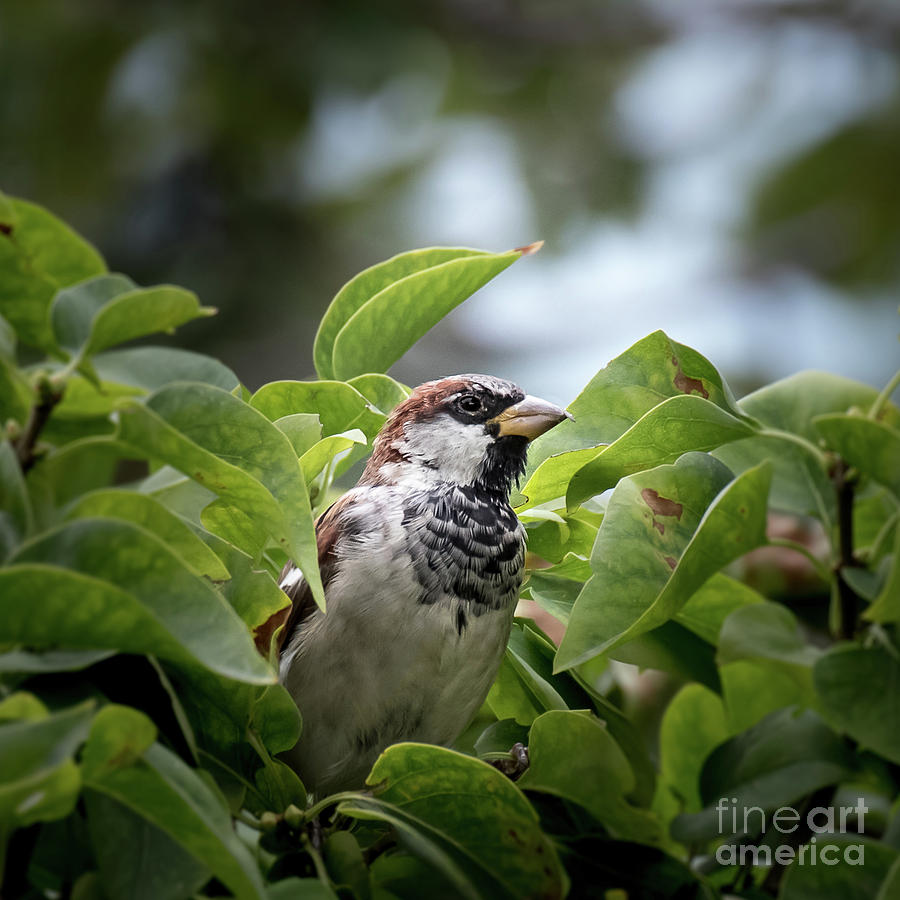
[664,556,677,570]
[652,520,665,535]
[641,488,683,520]
[673,369,709,399]
[0,222,13,236]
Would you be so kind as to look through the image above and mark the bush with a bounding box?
[1,193,898,899]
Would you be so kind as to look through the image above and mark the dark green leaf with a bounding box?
[85,738,267,900]
[779,837,897,900]
[671,708,854,842]
[814,644,900,764]
[85,790,211,900]
[0,439,33,559]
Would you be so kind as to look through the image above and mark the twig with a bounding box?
[14,378,63,473]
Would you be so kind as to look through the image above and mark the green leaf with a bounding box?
[344,742,566,900]
[737,370,900,440]
[556,454,771,670]
[267,879,339,900]
[314,247,490,380]
[347,372,410,414]
[779,837,897,900]
[0,195,106,348]
[64,488,229,580]
[93,345,240,393]
[84,738,267,900]
[4,518,272,683]
[520,331,744,507]
[0,699,95,827]
[300,429,367,485]
[0,648,115,673]
[273,413,322,457]
[81,705,157,781]
[671,708,854,842]
[518,710,664,845]
[85,790,211,900]
[865,523,900,623]
[814,413,900,498]
[565,395,757,509]
[717,602,822,668]
[329,247,531,380]
[52,274,215,361]
[323,831,370,900]
[814,644,900,764]
[719,659,813,733]
[116,383,322,607]
[674,572,765,644]
[0,439,34,559]
[657,685,728,817]
[250,379,383,439]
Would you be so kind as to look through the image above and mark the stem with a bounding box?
[236,810,263,830]
[767,538,831,583]
[304,839,331,886]
[304,790,370,822]
[832,458,861,640]
[14,378,63,472]
[869,368,900,421]
[758,427,828,467]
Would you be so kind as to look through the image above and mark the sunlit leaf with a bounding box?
[556,454,771,670]
[0,195,105,348]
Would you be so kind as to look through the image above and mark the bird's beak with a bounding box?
[489,395,573,441]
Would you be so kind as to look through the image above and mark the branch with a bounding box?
[831,458,862,640]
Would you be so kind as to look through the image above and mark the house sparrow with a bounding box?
[273,374,570,796]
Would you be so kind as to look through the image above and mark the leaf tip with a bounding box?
[515,240,544,257]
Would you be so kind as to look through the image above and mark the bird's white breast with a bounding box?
[279,486,518,796]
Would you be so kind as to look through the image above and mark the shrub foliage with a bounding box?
[1,193,899,899]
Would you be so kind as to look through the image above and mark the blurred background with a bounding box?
[2,0,898,404]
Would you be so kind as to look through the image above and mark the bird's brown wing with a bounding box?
[252,495,350,657]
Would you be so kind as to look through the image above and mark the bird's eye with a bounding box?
[457,394,483,414]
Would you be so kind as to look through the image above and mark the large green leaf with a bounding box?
[814,413,900,498]
[64,488,229,580]
[779,838,898,900]
[674,572,765,644]
[51,274,214,363]
[518,710,663,845]
[565,394,757,509]
[314,247,517,379]
[740,370,900,439]
[865,522,900,623]
[5,518,272,683]
[717,602,822,667]
[656,685,728,818]
[556,454,771,670]
[0,195,105,348]
[671,708,854,842]
[116,383,322,607]
[814,644,900,764]
[93,345,240,393]
[342,742,566,900]
[520,331,744,503]
[85,790,211,900]
[83,706,267,900]
[0,698,95,827]
[329,246,532,380]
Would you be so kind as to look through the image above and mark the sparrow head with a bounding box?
[360,374,571,493]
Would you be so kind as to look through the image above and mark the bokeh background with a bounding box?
[3,0,898,404]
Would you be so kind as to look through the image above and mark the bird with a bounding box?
[272,374,570,796]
